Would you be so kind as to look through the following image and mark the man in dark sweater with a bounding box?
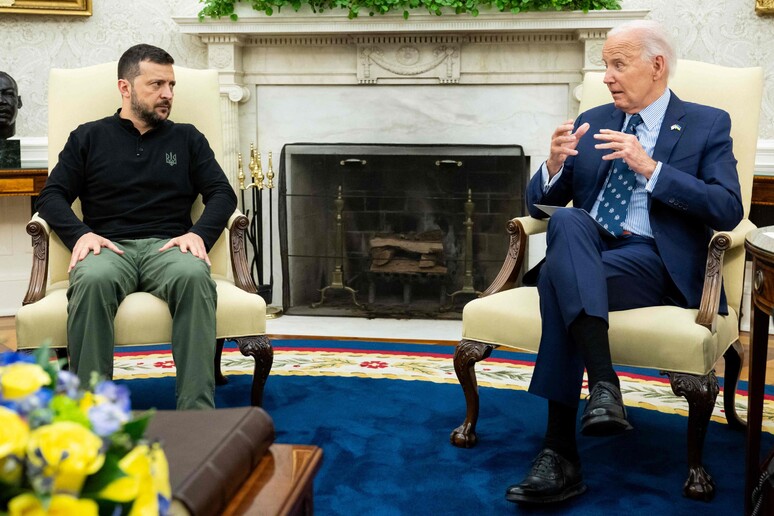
[36,44,237,410]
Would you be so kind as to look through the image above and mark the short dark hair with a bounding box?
[117,44,174,83]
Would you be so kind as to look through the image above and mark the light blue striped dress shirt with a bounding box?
[542,88,671,239]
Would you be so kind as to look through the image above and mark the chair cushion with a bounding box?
[15,278,266,349]
[461,287,738,376]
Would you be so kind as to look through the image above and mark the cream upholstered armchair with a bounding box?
[451,60,764,501]
[15,62,273,407]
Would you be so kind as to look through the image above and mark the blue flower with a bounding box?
[55,370,81,399]
[0,351,35,366]
[88,403,129,437]
[94,381,131,414]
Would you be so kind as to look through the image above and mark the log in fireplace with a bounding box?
[279,143,528,319]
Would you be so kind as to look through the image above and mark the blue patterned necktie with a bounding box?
[595,113,644,237]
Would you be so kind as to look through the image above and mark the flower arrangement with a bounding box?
[0,348,170,516]
[198,0,622,21]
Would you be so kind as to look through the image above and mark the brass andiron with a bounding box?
[444,188,481,310]
[312,185,363,309]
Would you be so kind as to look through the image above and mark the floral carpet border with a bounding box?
[113,346,774,435]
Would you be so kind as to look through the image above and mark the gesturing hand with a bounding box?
[159,232,211,266]
[546,120,591,177]
[69,232,124,272]
[594,129,658,179]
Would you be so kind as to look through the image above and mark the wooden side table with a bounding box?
[222,444,323,516]
[0,168,47,197]
[0,168,47,215]
[744,227,774,514]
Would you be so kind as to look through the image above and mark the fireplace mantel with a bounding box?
[174,9,648,187]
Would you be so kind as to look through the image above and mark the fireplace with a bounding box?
[173,7,649,312]
[279,143,528,317]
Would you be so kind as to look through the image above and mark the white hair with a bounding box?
[608,20,677,79]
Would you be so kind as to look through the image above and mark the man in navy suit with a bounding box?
[506,20,743,505]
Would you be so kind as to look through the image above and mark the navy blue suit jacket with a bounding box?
[526,91,744,312]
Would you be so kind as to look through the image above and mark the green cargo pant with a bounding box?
[66,238,217,410]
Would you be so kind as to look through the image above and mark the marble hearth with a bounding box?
[174,8,649,307]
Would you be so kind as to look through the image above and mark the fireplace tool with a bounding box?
[237,145,282,317]
[312,184,363,309]
[443,188,481,311]
[264,152,281,317]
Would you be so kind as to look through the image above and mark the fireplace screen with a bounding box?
[278,143,529,319]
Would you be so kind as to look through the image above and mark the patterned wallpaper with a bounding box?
[0,0,206,138]
[0,0,772,139]
[622,0,774,139]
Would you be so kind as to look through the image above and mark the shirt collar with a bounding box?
[625,89,670,131]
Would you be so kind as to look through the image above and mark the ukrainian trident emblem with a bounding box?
[165,152,177,166]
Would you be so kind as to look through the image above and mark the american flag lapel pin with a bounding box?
[671,124,682,132]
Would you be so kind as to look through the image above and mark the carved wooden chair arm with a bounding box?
[695,218,756,331]
[480,215,548,297]
[23,213,51,306]
[227,209,259,294]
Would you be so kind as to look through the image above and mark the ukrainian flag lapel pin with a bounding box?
[671,124,682,132]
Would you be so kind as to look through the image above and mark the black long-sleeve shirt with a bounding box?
[37,111,237,251]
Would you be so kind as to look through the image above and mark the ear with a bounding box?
[16,95,22,109]
[652,55,667,81]
[117,78,131,99]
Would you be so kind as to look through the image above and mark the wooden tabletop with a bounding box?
[222,444,323,516]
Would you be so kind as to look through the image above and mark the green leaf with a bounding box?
[80,452,127,497]
[198,0,621,19]
[50,394,91,427]
[122,410,154,442]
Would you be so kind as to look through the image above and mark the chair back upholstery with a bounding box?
[577,59,763,317]
[46,62,229,285]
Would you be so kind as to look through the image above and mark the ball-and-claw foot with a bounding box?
[450,423,478,448]
[683,467,715,501]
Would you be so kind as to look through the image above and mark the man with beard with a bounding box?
[0,71,23,139]
[36,44,237,410]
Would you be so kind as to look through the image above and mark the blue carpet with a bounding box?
[117,340,772,515]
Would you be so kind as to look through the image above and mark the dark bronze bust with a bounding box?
[0,72,22,167]
[0,72,22,140]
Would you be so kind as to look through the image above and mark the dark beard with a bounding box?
[130,91,170,128]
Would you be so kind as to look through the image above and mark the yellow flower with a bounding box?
[78,392,108,413]
[0,406,29,484]
[0,363,51,400]
[27,422,105,495]
[8,493,98,516]
[99,443,171,515]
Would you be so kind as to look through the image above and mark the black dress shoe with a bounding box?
[505,449,587,504]
[581,380,633,436]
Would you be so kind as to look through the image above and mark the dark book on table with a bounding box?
[145,406,276,515]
